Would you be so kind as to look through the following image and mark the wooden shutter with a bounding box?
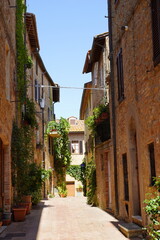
[122,153,129,201]
[35,80,38,101]
[79,141,83,154]
[38,84,41,103]
[116,48,124,101]
[52,85,60,102]
[151,0,160,65]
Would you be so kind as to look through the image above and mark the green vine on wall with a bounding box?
[46,118,71,189]
[86,160,97,206]
[67,165,83,182]
[16,0,27,104]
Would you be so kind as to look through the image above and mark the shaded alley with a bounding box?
[0,197,143,240]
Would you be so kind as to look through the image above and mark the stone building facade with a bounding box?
[26,13,59,197]
[66,117,85,197]
[0,0,16,212]
[108,0,160,226]
[81,32,112,210]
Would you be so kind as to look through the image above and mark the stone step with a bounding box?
[118,222,143,238]
[132,215,143,227]
[0,226,7,238]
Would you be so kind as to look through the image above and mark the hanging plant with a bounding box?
[85,103,110,137]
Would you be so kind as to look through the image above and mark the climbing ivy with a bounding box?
[67,165,82,181]
[16,0,27,103]
[86,160,97,206]
[47,118,71,188]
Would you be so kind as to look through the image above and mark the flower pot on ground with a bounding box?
[19,202,31,214]
[2,212,12,225]
[57,185,67,198]
[12,207,27,222]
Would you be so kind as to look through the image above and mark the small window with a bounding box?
[71,141,79,154]
[148,142,156,185]
[93,62,98,86]
[36,59,38,75]
[70,119,76,125]
[35,81,40,103]
[5,43,10,101]
[35,80,38,101]
[151,0,160,66]
[116,48,124,102]
[122,153,129,201]
[48,137,54,155]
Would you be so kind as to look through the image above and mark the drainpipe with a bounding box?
[107,0,119,215]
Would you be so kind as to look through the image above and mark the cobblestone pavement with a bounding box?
[1,197,143,240]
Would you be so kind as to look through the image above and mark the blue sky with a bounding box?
[27,0,108,119]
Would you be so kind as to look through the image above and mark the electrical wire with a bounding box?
[40,85,106,91]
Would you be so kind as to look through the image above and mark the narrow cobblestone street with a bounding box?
[0,197,143,240]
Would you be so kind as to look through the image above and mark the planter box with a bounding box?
[13,208,27,222]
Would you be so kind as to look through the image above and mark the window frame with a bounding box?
[70,140,83,155]
[122,153,129,201]
[116,48,124,102]
[148,142,156,186]
[151,0,160,66]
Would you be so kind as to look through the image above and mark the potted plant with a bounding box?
[12,207,27,222]
[58,185,67,198]
[2,209,12,226]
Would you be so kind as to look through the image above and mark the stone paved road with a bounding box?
[1,197,143,240]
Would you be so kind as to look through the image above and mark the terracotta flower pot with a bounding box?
[2,212,12,225]
[13,208,27,222]
[19,202,31,214]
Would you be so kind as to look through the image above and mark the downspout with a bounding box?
[107,0,119,215]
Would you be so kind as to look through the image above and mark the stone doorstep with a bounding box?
[132,215,143,227]
[0,226,7,238]
[118,222,143,238]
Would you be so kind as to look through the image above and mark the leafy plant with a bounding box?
[67,165,82,182]
[144,176,160,240]
[86,160,97,206]
[26,55,33,69]
[22,98,38,128]
[57,183,67,197]
[46,118,71,189]
[85,103,110,137]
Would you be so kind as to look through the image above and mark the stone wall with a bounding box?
[0,0,16,211]
[110,0,160,224]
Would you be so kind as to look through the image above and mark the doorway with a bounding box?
[0,139,4,209]
[129,120,141,216]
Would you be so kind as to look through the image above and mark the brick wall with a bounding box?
[110,0,160,224]
[0,1,16,211]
